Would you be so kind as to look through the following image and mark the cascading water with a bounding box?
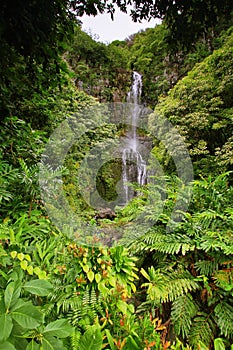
[122,71,147,203]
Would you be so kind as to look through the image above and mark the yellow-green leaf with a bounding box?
[87,270,94,282]
[95,273,102,284]
[38,271,47,280]
[83,265,89,273]
[109,275,116,287]
[9,228,15,243]
[117,299,127,315]
[17,253,25,261]
[20,260,28,270]
[27,266,34,275]
[140,267,150,280]
[10,251,17,259]
[131,283,137,293]
[33,267,41,275]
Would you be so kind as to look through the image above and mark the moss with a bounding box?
[96,159,122,202]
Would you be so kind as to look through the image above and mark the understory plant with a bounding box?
[125,172,233,349]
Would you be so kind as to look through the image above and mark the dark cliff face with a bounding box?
[75,68,132,103]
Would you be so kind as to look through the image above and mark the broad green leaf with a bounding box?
[9,229,15,243]
[24,279,52,296]
[87,270,94,282]
[4,282,21,310]
[127,335,139,349]
[41,336,65,350]
[79,325,102,350]
[0,297,5,313]
[214,338,226,350]
[98,281,109,295]
[0,314,13,342]
[10,299,26,312]
[117,299,127,314]
[105,329,116,350]
[108,275,116,287]
[128,303,135,313]
[26,340,41,350]
[197,341,209,350]
[0,341,16,350]
[11,333,28,350]
[43,319,74,338]
[11,302,42,328]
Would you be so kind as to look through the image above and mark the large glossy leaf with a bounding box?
[214,338,226,350]
[0,341,16,350]
[43,319,74,338]
[0,297,5,313]
[11,333,28,350]
[0,314,13,342]
[26,340,41,350]
[4,282,21,310]
[79,325,103,350]
[41,336,65,350]
[11,302,42,328]
[23,279,53,296]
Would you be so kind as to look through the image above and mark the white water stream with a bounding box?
[122,72,147,203]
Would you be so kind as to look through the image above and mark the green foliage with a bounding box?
[127,24,170,105]
[65,25,131,102]
[171,295,198,339]
[78,325,102,350]
[54,243,138,297]
[0,274,72,349]
[141,266,199,303]
[126,172,233,348]
[152,28,233,174]
[1,3,233,349]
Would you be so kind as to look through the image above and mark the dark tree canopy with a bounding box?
[1,0,233,61]
[75,0,233,47]
[0,0,75,61]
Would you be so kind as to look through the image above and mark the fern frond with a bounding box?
[67,287,105,327]
[58,294,83,314]
[152,240,195,255]
[167,276,199,302]
[69,329,81,350]
[199,232,233,255]
[215,302,233,337]
[142,266,199,303]
[193,210,225,229]
[171,294,198,338]
[128,229,195,256]
[194,259,219,276]
[188,314,215,348]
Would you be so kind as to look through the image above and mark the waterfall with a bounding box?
[122,71,147,203]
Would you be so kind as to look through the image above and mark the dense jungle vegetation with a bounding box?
[1,1,233,349]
